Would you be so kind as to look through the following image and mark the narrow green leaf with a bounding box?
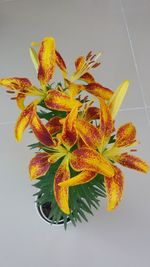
[78,209,88,222]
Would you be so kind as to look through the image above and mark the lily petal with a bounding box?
[48,151,66,164]
[109,80,129,119]
[16,93,26,110]
[79,72,95,84]
[70,148,115,177]
[0,77,32,91]
[84,106,100,121]
[77,137,88,148]
[54,157,70,214]
[76,119,102,149]
[45,116,62,135]
[105,166,124,211]
[75,56,85,71]
[56,50,67,78]
[115,153,149,173]
[59,171,96,187]
[61,105,78,149]
[15,103,35,142]
[84,83,113,100]
[115,123,136,147]
[29,152,50,180]
[99,97,114,138]
[30,112,55,147]
[38,37,56,85]
[45,89,81,112]
[70,55,85,81]
[65,79,84,98]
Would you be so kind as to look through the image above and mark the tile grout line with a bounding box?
[119,0,150,126]
[120,106,148,111]
[0,0,16,4]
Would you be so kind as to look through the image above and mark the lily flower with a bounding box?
[31,42,114,101]
[29,105,114,214]
[59,97,149,211]
[54,79,130,149]
[53,49,114,100]
[0,37,80,142]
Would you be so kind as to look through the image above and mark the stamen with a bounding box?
[6,90,15,94]
[130,149,137,152]
[90,54,96,61]
[88,60,95,65]
[71,51,102,82]
[86,51,92,60]
[92,62,101,68]
[94,51,102,61]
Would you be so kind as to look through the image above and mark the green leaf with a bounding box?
[32,159,106,229]
[109,134,116,144]
[28,142,41,150]
[37,103,67,121]
[78,209,88,222]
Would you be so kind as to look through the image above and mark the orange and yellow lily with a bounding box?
[0,36,80,142]
[31,42,113,99]
[29,105,114,214]
[29,79,142,213]
[66,52,114,100]
[31,41,114,101]
[1,35,148,216]
[52,48,114,100]
[59,97,149,211]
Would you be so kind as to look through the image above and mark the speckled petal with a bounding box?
[15,103,35,142]
[54,157,70,214]
[30,112,55,147]
[29,152,50,180]
[59,171,96,187]
[84,83,113,100]
[76,119,102,149]
[0,77,32,91]
[116,153,149,173]
[99,97,114,138]
[99,97,114,151]
[115,123,136,147]
[38,37,56,85]
[56,50,67,78]
[79,72,95,84]
[45,116,62,135]
[70,148,114,177]
[61,105,78,149]
[105,166,124,211]
[45,89,81,112]
[84,106,100,121]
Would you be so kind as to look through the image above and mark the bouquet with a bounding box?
[0,37,149,228]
